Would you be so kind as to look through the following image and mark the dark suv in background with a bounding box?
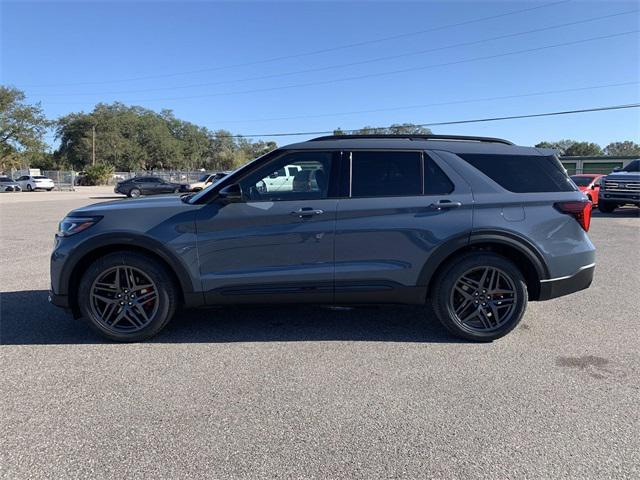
[50,134,595,342]
[597,159,640,213]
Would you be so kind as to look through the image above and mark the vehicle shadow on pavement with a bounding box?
[0,290,464,345]
[591,208,639,218]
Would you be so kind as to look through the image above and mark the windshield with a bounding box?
[622,159,639,172]
[570,176,594,187]
[198,174,210,182]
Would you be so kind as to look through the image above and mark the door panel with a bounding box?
[334,150,473,304]
[196,199,337,304]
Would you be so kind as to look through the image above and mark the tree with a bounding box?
[564,142,603,157]
[604,141,640,156]
[0,86,51,170]
[534,139,577,155]
[333,123,433,135]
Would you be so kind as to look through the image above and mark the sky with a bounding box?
[1,0,639,148]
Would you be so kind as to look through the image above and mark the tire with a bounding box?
[26,184,33,191]
[78,251,178,342]
[173,188,180,194]
[129,188,141,198]
[47,188,53,191]
[598,201,616,213]
[430,252,528,342]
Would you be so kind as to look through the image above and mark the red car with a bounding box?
[570,174,603,206]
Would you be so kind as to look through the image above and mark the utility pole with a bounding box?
[92,125,96,166]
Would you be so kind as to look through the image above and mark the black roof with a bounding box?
[309,134,514,145]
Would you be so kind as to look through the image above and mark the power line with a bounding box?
[203,81,640,124]
[23,0,572,88]
[216,103,640,138]
[44,29,636,105]
[34,9,636,97]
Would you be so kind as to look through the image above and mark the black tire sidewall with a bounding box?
[431,253,528,342]
[598,202,616,213]
[78,252,177,342]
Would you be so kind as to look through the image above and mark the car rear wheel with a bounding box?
[598,201,616,213]
[129,188,141,198]
[430,253,527,342]
[78,252,178,342]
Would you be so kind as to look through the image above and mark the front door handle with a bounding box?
[430,200,463,210]
[290,207,324,218]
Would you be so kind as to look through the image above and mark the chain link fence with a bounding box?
[41,170,76,191]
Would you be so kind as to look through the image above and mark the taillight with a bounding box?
[554,201,592,232]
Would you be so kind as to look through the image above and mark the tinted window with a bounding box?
[239,151,333,202]
[0,177,11,182]
[424,155,454,195]
[570,176,594,187]
[351,151,421,197]
[459,154,576,193]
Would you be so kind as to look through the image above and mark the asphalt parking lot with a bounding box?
[1,189,639,479]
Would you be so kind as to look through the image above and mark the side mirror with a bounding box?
[218,183,243,203]
[613,167,622,172]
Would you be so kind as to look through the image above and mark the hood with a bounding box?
[604,171,640,181]
[69,195,185,216]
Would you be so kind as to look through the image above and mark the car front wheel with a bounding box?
[598,201,616,213]
[78,252,178,342]
[430,253,528,342]
[26,184,33,191]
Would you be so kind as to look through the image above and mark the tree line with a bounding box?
[1,85,639,174]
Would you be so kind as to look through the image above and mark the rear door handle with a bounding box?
[290,208,324,218]
[430,200,463,210]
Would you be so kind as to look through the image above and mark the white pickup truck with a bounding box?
[259,164,302,192]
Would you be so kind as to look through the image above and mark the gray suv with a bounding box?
[50,135,595,342]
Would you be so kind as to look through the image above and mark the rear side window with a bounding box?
[458,154,576,193]
[424,155,454,195]
[351,151,422,197]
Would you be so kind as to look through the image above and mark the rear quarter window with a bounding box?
[458,154,576,193]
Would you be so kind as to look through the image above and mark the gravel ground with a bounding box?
[1,189,639,479]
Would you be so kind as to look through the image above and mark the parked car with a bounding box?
[597,159,640,213]
[114,176,189,197]
[570,174,603,206]
[187,172,229,192]
[50,134,595,343]
[0,176,22,192]
[15,175,55,191]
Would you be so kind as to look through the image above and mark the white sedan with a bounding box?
[15,175,55,191]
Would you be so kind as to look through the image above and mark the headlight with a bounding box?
[57,216,102,237]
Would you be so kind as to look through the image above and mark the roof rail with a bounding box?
[309,134,514,145]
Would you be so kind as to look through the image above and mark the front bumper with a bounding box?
[600,191,640,204]
[538,263,595,300]
[48,290,69,309]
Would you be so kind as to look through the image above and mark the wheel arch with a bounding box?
[64,234,200,318]
[419,230,549,301]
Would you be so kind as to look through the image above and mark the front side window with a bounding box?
[239,151,333,202]
[350,151,422,198]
